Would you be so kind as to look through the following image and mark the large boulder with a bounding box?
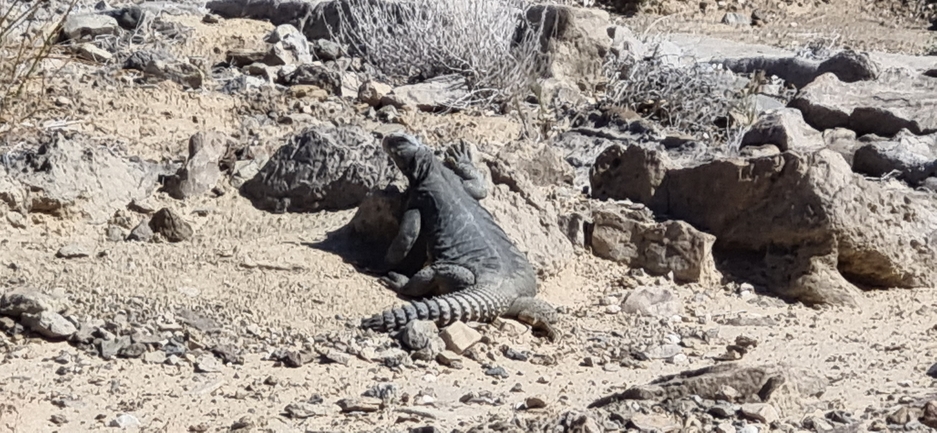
[161,131,229,200]
[590,203,721,285]
[0,132,169,224]
[740,108,825,152]
[591,142,937,306]
[239,125,397,213]
[788,72,937,137]
[852,129,937,186]
[719,49,880,89]
[522,5,613,90]
[590,363,828,418]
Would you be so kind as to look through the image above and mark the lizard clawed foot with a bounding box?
[379,272,409,292]
[444,139,473,170]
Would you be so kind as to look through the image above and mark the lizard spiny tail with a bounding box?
[361,287,511,332]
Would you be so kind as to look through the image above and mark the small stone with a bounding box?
[605,305,621,314]
[740,403,780,424]
[925,362,937,378]
[127,219,153,242]
[311,39,342,61]
[485,366,509,379]
[56,243,92,259]
[195,354,223,373]
[202,13,220,23]
[639,344,683,360]
[0,289,63,317]
[629,414,680,432]
[7,212,26,228]
[149,208,193,242]
[802,416,834,432]
[109,413,141,429]
[439,322,481,354]
[21,312,77,339]
[75,42,113,62]
[716,385,741,402]
[401,320,441,351]
[436,351,463,369]
[105,225,125,242]
[336,397,382,413]
[62,14,119,41]
[525,396,547,409]
[922,401,937,428]
[715,422,736,433]
[142,351,167,364]
[50,414,68,425]
[669,353,689,365]
[284,402,323,419]
[887,406,920,425]
[709,403,740,418]
[737,425,759,433]
[358,80,393,107]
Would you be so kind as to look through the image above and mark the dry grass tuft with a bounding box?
[329,0,550,109]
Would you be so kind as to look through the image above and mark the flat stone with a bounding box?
[789,72,937,137]
[439,322,482,355]
[56,243,92,259]
[336,397,382,413]
[740,403,780,424]
[21,312,77,339]
[62,14,119,41]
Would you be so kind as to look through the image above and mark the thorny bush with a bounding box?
[602,50,753,147]
[330,0,550,109]
[0,0,75,134]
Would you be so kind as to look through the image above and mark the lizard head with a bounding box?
[381,132,434,182]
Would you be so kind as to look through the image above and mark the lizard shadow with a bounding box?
[303,224,429,299]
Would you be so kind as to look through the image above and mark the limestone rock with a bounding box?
[591,142,937,306]
[740,108,825,152]
[439,322,481,355]
[622,286,683,319]
[61,14,120,41]
[21,311,77,339]
[591,204,720,285]
[789,72,937,136]
[241,125,397,213]
[381,75,469,112]
[162,132,228,200]
[521,5,612,89]
[591,363,827,418]
[149,208,193,242]
[851,129,937,186]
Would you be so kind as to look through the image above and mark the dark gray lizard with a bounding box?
[359,133,559,341]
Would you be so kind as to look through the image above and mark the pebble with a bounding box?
[195,354,224,373]
[21,311,77,339]
[284,402,323,419]
[56,243,92,259]
[715,422,736,433]
[485,366,510,379]
[525,396,547,409]
[740,403,779,424]
[109,413,141,429]
[436,351,463,369]
[142,351,167,364]
[336,397,382,413]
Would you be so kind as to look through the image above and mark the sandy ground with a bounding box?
[1,1,936,432]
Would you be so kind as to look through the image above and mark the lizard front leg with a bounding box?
[385,207,421,266]
[382,263,476,298]
[443,139,488,200]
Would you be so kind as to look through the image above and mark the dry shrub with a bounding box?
[0,0,76,135]
[602,47,750,146]
[330,0,549,108]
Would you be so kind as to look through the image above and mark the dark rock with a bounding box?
[239,125,396,213]
[149,208,193,242]
[851,130,937,186]
[282,63,341,94]
[162,132,228,199]
[312,39,342,60]
[789,72,937,136]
